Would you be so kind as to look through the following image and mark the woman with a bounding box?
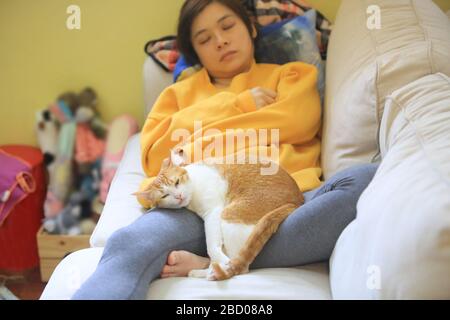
[72,0,378,299]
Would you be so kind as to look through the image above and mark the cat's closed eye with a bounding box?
[175,179,180,187]
[161,194,169,199]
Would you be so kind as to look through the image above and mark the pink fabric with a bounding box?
[75,124,106,163]
[99,115,139,203]
[0,150,35,226]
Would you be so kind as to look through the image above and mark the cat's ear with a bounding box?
[160,157,173,172]
[132,190,156,205]
[170,146,187,167]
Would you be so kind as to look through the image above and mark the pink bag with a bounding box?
[0,150,36,226]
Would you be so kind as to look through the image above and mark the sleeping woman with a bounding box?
[72,0,378,299]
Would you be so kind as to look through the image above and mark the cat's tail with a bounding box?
[212,203,298,281]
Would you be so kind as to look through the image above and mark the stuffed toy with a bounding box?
[74,158,102,219]
[35,110,59,172]
[42,191,83,235]
[38,87,136,233]
[75,87,108,139]
[40,88,106,219]
[43,121,77,218]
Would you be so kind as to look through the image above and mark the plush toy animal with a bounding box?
[42,192,84,235]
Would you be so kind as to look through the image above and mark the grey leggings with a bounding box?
[72,163,379,300]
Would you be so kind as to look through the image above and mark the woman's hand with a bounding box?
[250,87,277,109]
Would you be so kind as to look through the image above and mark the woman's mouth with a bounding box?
[220,51,237,61]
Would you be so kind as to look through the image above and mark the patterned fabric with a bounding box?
[241,0,332,60]
[144,36,179,72]
[75,123,106,164]
[254,10,325,105]
[144,0,332,74]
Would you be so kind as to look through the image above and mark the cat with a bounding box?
[134,148,304,281]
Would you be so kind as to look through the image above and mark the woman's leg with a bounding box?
[71,208,206,300]
[251,162,379,269]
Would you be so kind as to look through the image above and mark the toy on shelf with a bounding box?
[35,87,135,235]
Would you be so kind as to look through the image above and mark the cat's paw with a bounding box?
[208,262,234,281]
[188,268,208,278]
[206,266,218,281]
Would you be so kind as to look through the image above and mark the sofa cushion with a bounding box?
[40,248,332,300]
[321,0,450,179]
[330,73,450,299]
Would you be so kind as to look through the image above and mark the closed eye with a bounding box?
[175,179,180,187]
[223,23,235,30]
[199,37,211,45]
[161,194,169,199]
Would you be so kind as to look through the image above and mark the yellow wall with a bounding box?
[0,0,185,146]
[0,0,449,147]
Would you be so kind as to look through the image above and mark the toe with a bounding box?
[162,264,177,274]
[167,251,179,265]
[160,272,176,279]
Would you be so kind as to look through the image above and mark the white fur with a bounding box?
[221,221,255,259]
[181,164,254,280]
[184,164,227,218]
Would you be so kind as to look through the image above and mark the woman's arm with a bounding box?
[138,87,258,209]
[180,63,322,162]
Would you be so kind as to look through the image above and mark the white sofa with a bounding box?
[41,0,450,300]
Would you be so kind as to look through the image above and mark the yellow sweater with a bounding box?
[139,59,322,208]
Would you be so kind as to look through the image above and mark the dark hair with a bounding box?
[176,0,255,66]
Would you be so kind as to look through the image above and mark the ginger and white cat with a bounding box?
[134,149,303,281]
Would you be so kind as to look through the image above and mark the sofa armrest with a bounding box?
[330,73,450,299]
[90,134,146,247]
[91,59,173,247]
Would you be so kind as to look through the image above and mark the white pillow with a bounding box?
[330,73,450,299]
[143,57,173,117]
[321,0,450,179]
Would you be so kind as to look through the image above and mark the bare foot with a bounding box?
[160,250,210,278]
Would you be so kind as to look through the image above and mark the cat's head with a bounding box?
[133,158,193,209]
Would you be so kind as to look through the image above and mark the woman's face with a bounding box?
[191,2,256,80]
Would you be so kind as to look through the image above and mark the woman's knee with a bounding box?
[105,208,206,255]
[335,162,379,198]
[348,162,379,188]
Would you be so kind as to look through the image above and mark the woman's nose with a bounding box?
[215,33,229,49]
